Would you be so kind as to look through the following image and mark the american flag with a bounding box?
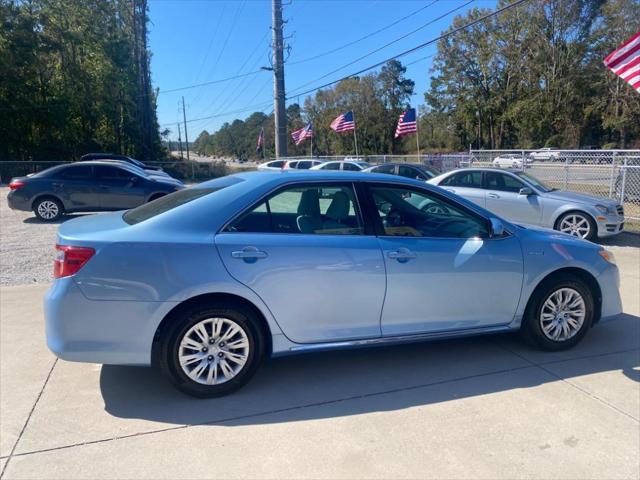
[604,31,640,94]
[291,122,313,145]
[256,127,264,151]
[395,108,418,138]
[330,111,356,133]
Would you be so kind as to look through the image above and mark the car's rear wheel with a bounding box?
[159,303,265,397]
[33,197,63,221]
[555,211,596,241]
[521,274,594,351]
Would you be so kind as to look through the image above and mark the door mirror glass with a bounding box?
[489,218,505,237]
[519,187,533,196]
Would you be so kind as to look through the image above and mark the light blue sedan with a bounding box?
[45,171,623,397]
[429,168,625,241]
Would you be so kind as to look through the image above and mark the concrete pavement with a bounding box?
[0,244,638,479]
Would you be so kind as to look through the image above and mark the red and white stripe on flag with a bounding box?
[604,31,640,94]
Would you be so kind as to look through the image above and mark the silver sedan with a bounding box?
[428,168,624,241]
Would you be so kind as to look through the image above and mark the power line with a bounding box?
[188,0,247,106]
[163,0,531,130]
[191,30,270,119]
[287,0,474,97]
[159,100,273,127]
[287,0,439,66]
[287,0,531,99]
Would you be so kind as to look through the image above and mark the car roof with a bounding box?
[198,169,437,189]
[447,167,520,174]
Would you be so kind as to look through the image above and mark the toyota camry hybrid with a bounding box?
[45,171,622,397]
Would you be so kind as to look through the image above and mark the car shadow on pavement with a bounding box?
[100,313,639,427]
[598,232,640,248]
[23,213,91,224]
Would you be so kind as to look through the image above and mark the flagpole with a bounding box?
[415,112,421,162]
[352,111,359,158]
[262,128,266,161]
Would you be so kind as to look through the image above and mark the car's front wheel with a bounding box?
[33,197,64,221]
[159,303,265,397]
[521,273,594,351]
[555,211,596,241]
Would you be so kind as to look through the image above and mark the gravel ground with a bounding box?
[0,186,99,286]
[1,185,638,287]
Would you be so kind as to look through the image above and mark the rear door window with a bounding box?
[58,165,93,180]
[94,165,134,182]
[440,171,483,188]
[226,184,364,235]
[485,172,525,193]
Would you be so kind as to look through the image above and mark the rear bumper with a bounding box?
[7,191,31,212]
[45,277,177,366]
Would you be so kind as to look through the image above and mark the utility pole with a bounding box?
[182,96,190,161]
[177,122,184,160]
[272,0,287,158]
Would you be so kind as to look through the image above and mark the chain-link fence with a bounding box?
[2,149,639,222]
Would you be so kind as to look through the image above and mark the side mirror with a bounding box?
[489,218,505,238]
[519,187,533,196]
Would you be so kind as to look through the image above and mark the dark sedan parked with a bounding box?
[79,153,163,171]
[363,163,440,181]
[8,161,184,221]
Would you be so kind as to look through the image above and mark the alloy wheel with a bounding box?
[37,200,59,220]
[178,317,250,385]
[559,214,591,239]
[539,287,586,342]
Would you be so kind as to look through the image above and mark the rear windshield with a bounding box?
[122,177,243,225]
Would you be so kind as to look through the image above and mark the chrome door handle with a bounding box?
[488,193,500,199]
[387,248,417,262]
[231,246,268,261]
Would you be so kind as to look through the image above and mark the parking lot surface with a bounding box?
[0,189,639,479]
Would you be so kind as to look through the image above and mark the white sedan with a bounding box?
[492,154,528,168]
[310,160,371,171]
[257,160,287,171]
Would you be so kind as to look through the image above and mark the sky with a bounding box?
[148,0,497,141]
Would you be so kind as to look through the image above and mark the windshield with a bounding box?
[421,165,439,178]
[514,171,554,192]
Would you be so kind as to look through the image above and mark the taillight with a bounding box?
[9,181,25,190]
[53,245,95,279]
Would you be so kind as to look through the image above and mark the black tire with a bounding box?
[555,211,597,242]
[159,302,265,398]
[33,196,64,221]
[520,273,594,351]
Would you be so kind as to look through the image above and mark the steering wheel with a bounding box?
[422,203,450,215]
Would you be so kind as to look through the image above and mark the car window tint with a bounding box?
[440,171,482,188]
[95,165,133,181]
[297,161,311,169]
[370,186,489,238]
[58,165,92,180]
[123,177,243,225]
[485,172,525,193]
[227,184,364,235]
[322,162,340,170]
[269,161,284,168]
[342,162,360,171]
[372,164,396,174]
[398,165,422,179]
